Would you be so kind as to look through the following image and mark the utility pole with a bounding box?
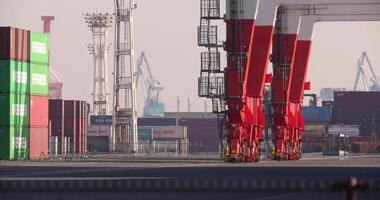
[113,0,138,152]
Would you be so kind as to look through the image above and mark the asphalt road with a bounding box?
[1,154,380,200]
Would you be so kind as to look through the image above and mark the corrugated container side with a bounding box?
[327,125,360,137]
[29,126,48,160]
[303,125,326,137]
[50,116,64,154]
[0,60,30,94]
[49,100,64,154]
[30,32,49,64]
[30,96,48,127]
[0,93,30,126]
[75,101,81,154]
[137,117,177,126]
[82,101,87,153]
[334,91,380,107]
[179,118,219,145]
[64,102,76,153]
[30,63,49,96]
[90,115,112,125]
[148,126,186,139]
[0,126,29,160]
[302,107,331,123]
[0,27,30,62]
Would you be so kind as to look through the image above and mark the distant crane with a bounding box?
[41,16,63,99]
[136,52,165,117]
[353,52,380,91]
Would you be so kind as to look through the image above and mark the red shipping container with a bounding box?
[0,27,30,61]
[75,101,82,154]
[49,100,65,154]
[30,96,49,127]
[49,99,64,118]
[29,127,49,160]
[82,101,88,153]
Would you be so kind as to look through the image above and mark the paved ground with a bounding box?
[1,154,379,199]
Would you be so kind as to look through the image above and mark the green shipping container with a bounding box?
[30,32,49,64]
[0,126,29,160]
[30,63,49,96]
[0,60,30,94]
[138,128,153,140]
[0,94,30,126]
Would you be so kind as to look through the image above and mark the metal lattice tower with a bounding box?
[84,13,113,115]
[112,0,138,152]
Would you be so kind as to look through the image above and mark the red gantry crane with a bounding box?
[198,0,380,162]
[251,0,380,161]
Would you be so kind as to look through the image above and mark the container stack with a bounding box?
[0,27,49,160]
[49,99,88,155]
[0,27,30,160]
[29,31,49,160]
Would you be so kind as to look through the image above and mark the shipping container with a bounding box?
[0,126,29,160]
[334,91,380,107]
[302,106,331,123]
[64,101,76,153]
[29,126,48,160]
[30,63,49,96]
[137,117,177,126]
[147,126,187,139]
[30,96,48,126]
[179,118,219,145]
[138,127,153,140]
[75,101,82,154]
[49,100,64,154]
[90,115,112,125]
[0,27,29,62]
[327,125,360,137]
[87,136,109,152]
[164,112,217,119]
[0,60,29,93]
[82,101,87,153]
[87,125,111,136]
[49,99,64,118]
[0,93,29,126]
[303,125,326,137]
[30,32,49,64]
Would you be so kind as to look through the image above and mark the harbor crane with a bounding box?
[353,52,380,91]
[136,52,165,117]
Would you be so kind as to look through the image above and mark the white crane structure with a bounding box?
[136,52,165,117]
[112,0,138,152]
[353,52,380,91]
[84,12,113,115]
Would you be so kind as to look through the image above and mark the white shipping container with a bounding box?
[328,125,360,137]
[87,125,111,136]
[146,126,187,139]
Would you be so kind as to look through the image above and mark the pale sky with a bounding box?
[1,0,379,115]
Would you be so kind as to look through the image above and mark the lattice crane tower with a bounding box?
[84,12,113,115]
[112,0,138,152]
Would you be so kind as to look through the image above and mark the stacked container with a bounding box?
[49,100,88,155]
[0,27,30,160]
[28,31,50,160]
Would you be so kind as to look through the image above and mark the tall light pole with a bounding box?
[84,13,113,116]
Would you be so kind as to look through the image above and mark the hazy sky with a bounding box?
[1,0,379,115]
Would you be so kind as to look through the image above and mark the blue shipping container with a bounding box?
[137,117,177,126]
[302,107,331,122]
[90,115,113,125]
